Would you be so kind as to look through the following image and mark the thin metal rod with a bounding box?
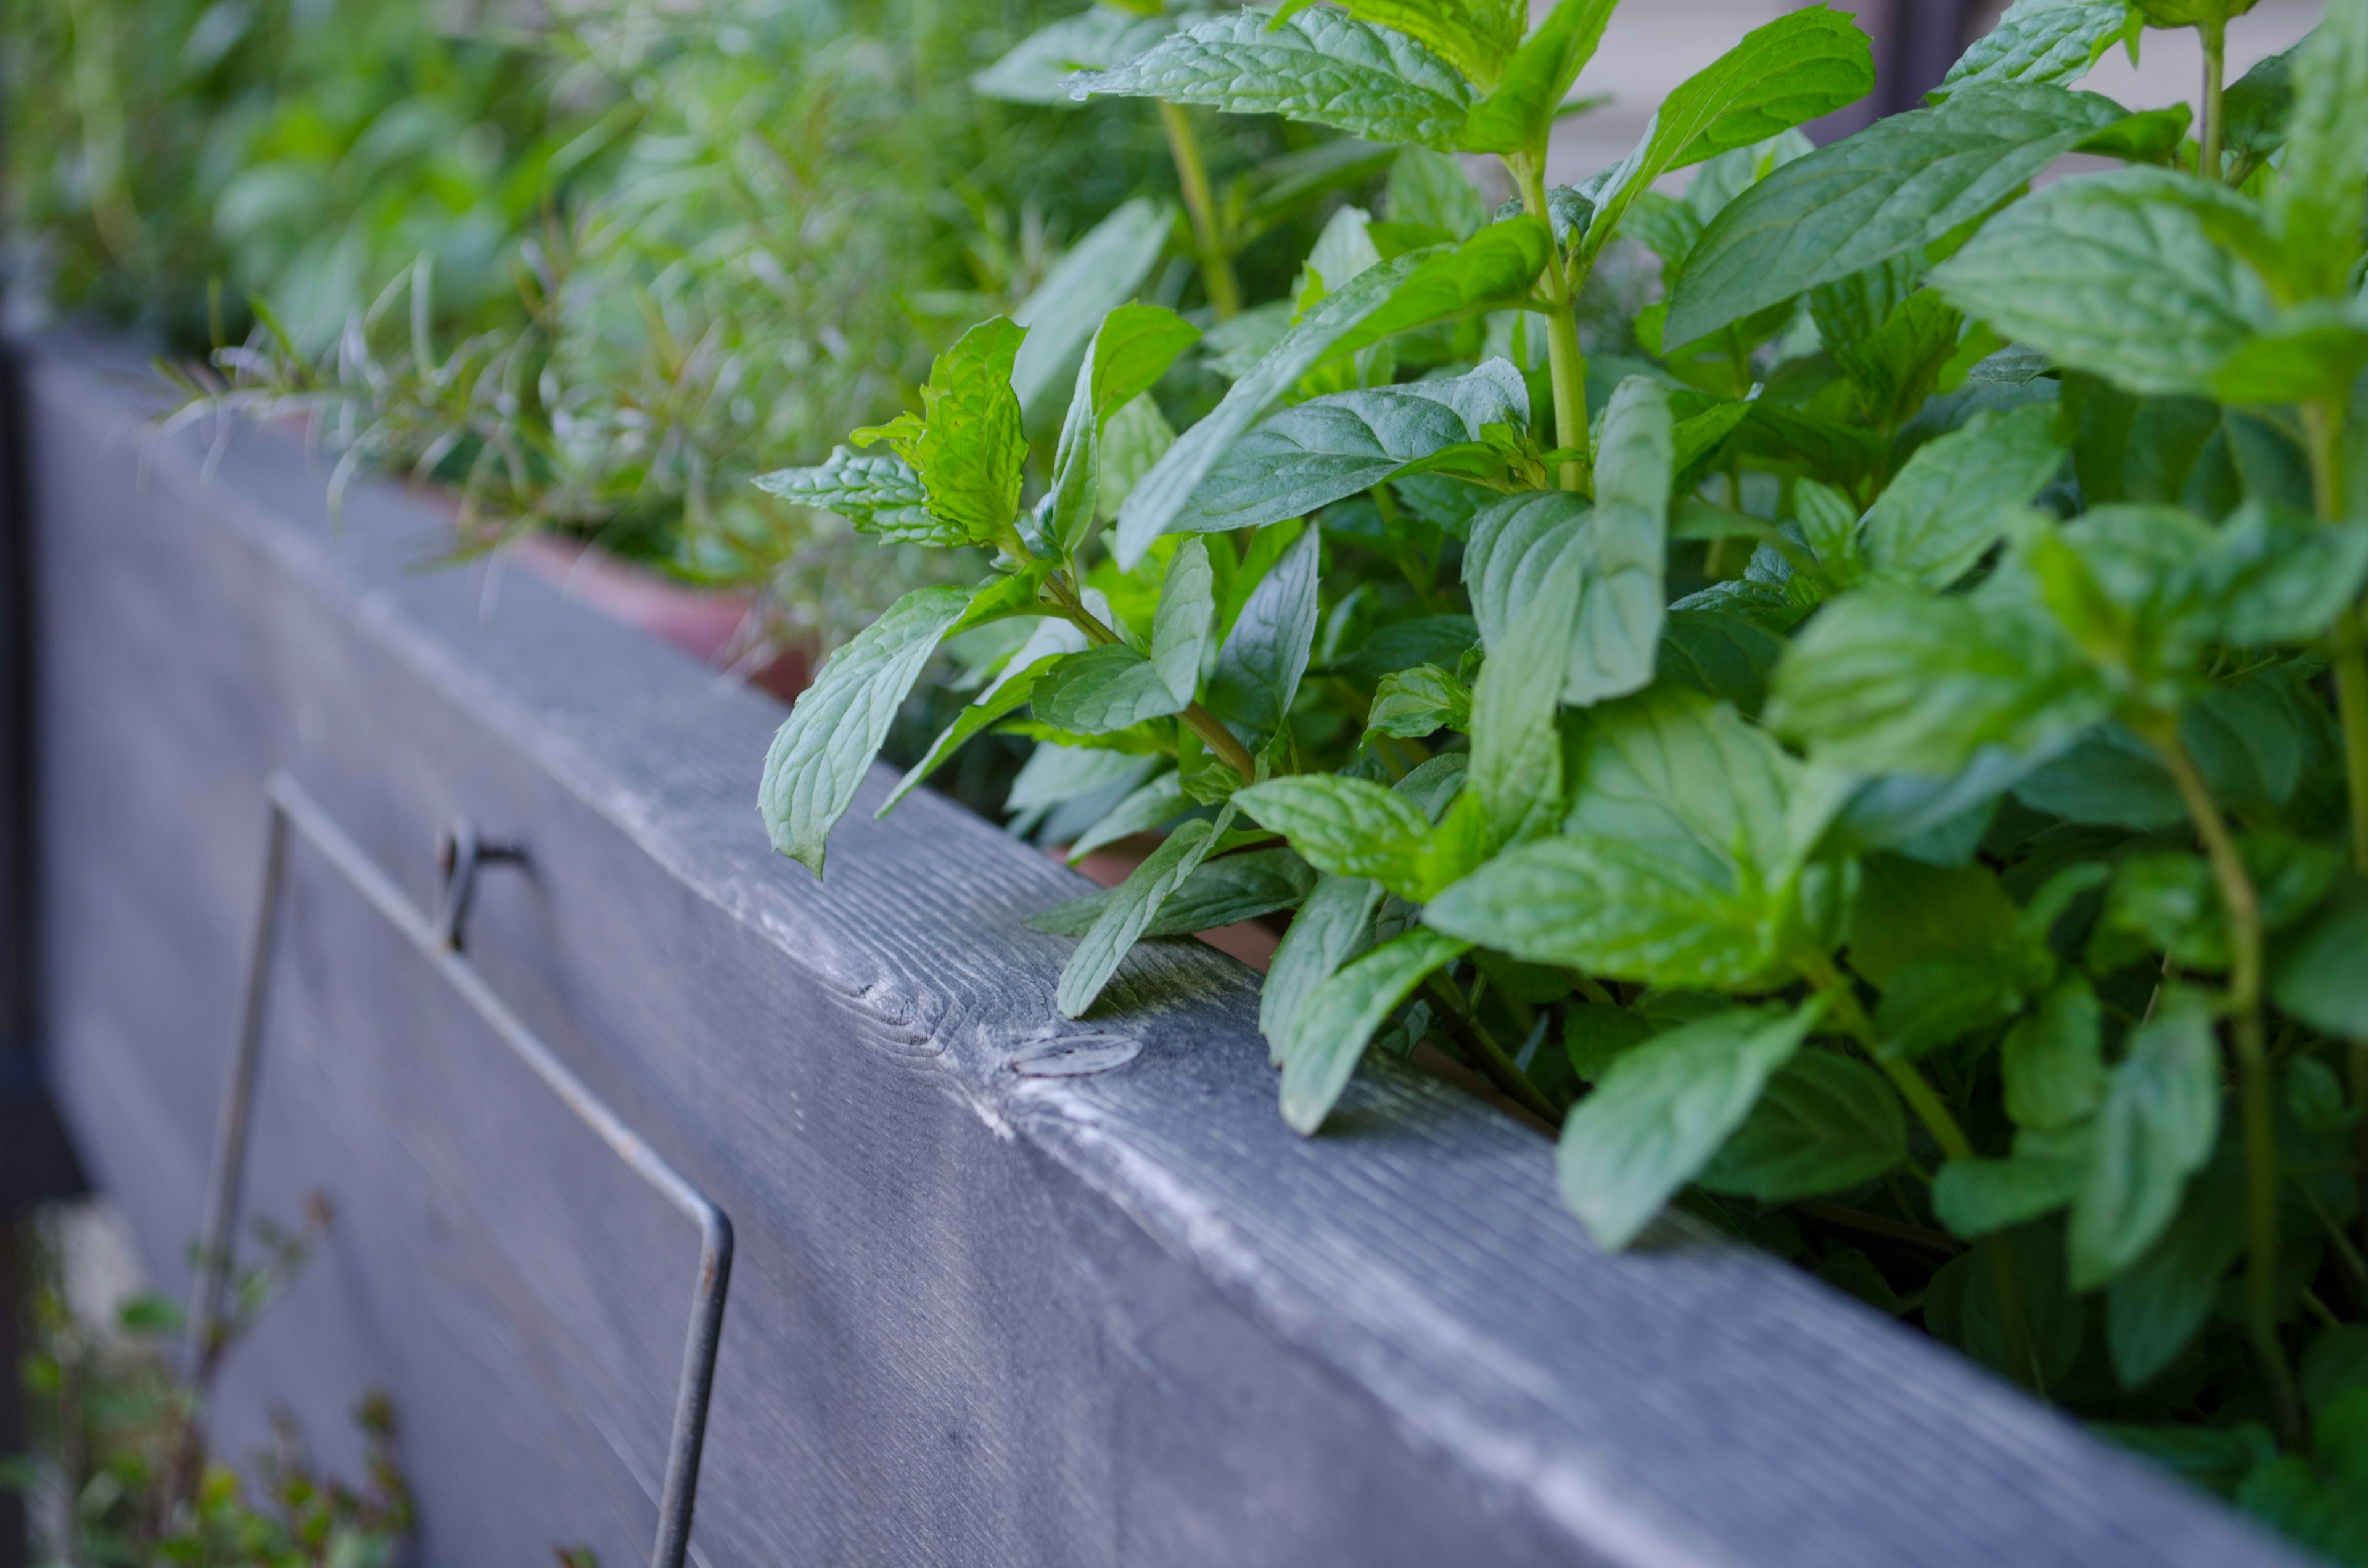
[186,798,289,1383]
[189,771,733,1568]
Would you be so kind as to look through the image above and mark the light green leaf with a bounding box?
[1557,1001,1825,1249]
[852,318,1030,545]
[2214,299,2368,406]
[1386,147,1489,239]
[1459,0,1618,154]
[1861,403,2068,591]
[1067,772,1186,862]
[1323,217,1556,363]
[1767,586,2110,778]
[1056,807,1235,1017]
[1070,9,1474,149]
[1470,548,1577,848]
[1845,855,2023,990]
[1260,872,1386,1063]
[2004,977,2107,1131]
[1934,0,2133,100]
[1116,255,1419,567]
[1048,304,1204,552]
[1330,0,1526,94]
[1168,360,1526,536]
[1013,203,1182,426]
[1033,644,1191,734]
[1667,84,2148,349]
[2069,987,2222,1291]
[972,6,1178,104]
[1700,1049,1906,1202]
[1569,376,1673,705]
[1463,488,1590,650]
[1582,6,1876,258]
[761,583,980,876]
[1031,846,1316,937]
[1930,167,2276,398]
[1233,774,1437,901]
[1280,929,1470,1134]
[752,446,945,543]
[1208,523,1320,744]
[2272,876,2368,1039]
[1150,536,1216,705]
[1931,1134,2088,1237]
[1367,662,1473,737]
[882,617,1083,815]
[2272,0,2368,293]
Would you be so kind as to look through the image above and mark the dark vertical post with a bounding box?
[1812,0,1981,143]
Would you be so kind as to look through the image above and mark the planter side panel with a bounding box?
[22,338,2310,1568]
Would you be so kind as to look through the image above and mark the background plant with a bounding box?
[757,0,2368,1559]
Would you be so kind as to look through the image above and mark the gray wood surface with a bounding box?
[18,332,2311,1567]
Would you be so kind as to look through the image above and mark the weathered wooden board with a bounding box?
[15,334,2308,1567]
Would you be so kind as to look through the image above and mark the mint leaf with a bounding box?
[852,317,1030,545]
[1280,929,1470,1134]
[1470,547,1577,848]
[1324,217,1556,362]
[1014,203,1183,426]
[1568,375,1674,705]
[1699,1049,1906,1202]
[1116,256,1418,567]
[1328,0,1527,91]
[1207,522,1320,745]
[1367,662,1473,737]
[1582,5,1875,258]
[1860,402,2068,591]
[971,6,1177,105]
[1233,774,1439,900]
[1931,1136,2089,1237]
[1169,359,1526,535]
[2004,977,2108,1131]
[1151,536,1217,705]
[2107,1171,2245,1387]
[1056,807,1235,1017]
[1034,644,1191,734]
[1032,846,1316,937]
[1260,872,1386,1064]
[2272,0,2368,293]
[1934,0,2133,101]
[1556,1001,1825,1249]
[752,446,945,542]
[1066,772,1186,862]
[1668,83,2136,349]
[1931,168,2276,398]
[1464,488,1589,650]
[760,583,980,876]
[1047,303,1204,551]
[882,616,1083,815]
[1070,9,1474,150]
[1767,586,2110,778]
[2272,876,2368,1038]
[1460,0,1618,154]
[2070,987,2222,1291]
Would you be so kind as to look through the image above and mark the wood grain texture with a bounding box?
[18,331,2309,1567]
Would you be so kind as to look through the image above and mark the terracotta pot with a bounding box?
[510,533,810,702]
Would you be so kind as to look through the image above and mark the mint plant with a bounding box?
[762,0,2368,1554]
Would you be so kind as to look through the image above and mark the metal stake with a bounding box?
[187,771,733,1568]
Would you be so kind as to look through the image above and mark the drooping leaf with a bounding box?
[1463,488,1590,650]
[1280,929,1470,1133]
[1208,523,1321,745]
[1330,0,1527,92]
[1070,9,1475,149]
[883,617,1084,815]
[1066,772,1186,862]
[1046,303,1205,551]
[1459,0,1619,154]
[1860,403,2067,591]
[1056,807,1235,1017]
[1260,872,1386,1063]
[1932,1135,2089,1237]
[1169,360,1527,535]
[1699,1049,1906,1202]
[2068,987,2222,1291]
[1233,773,1439,901]
[1033,644,1192,734]
[850,318,1030,545]
[2107,1165,2245,1387]
[1568,375,1673,705]
[761,583,981,876]
[1323,217,1556,363]
[1031,846,1317,937]
[1668,84,2154,349]
[1930,168,2277,398]
[1582,6,1877,258]
[1367,662,1473,737]
[1470,547,1577,848]
[1116,257,1420,566]
[1556,1001,1825,1249]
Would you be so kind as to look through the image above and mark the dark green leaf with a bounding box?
[1699,1049,1906,1201]
[1932,1133,2088,1237]
[1031,846,1317,937]
[1325,218,1556,362]
[1208,522,1320,744]
[1470,547,1576,847]
[1233,773,1438,900]
[1657,609,1783,715]
[1860,403,2066,591]
[2069,987,2222,1291]
[2107,1165,2246,1387]
[1933,0,2132,99]
[2004,977,2107,1130]
[2272,874,2368,1038]
[2272,0,2368,294]
[1260,872,1386,1063]
[1569,375,1673,704]
[1056,807,1235,1017]
[1281,929,1470,1133]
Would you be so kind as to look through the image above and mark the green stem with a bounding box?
[2199,15,2228,183]
[1043,573,1259,784]
[1157,101,1241,322]
[1795,950,2042,1390]
[1510,153,1588,491]
[2153,727,2303,1446]
[1424,974,1563,1124]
